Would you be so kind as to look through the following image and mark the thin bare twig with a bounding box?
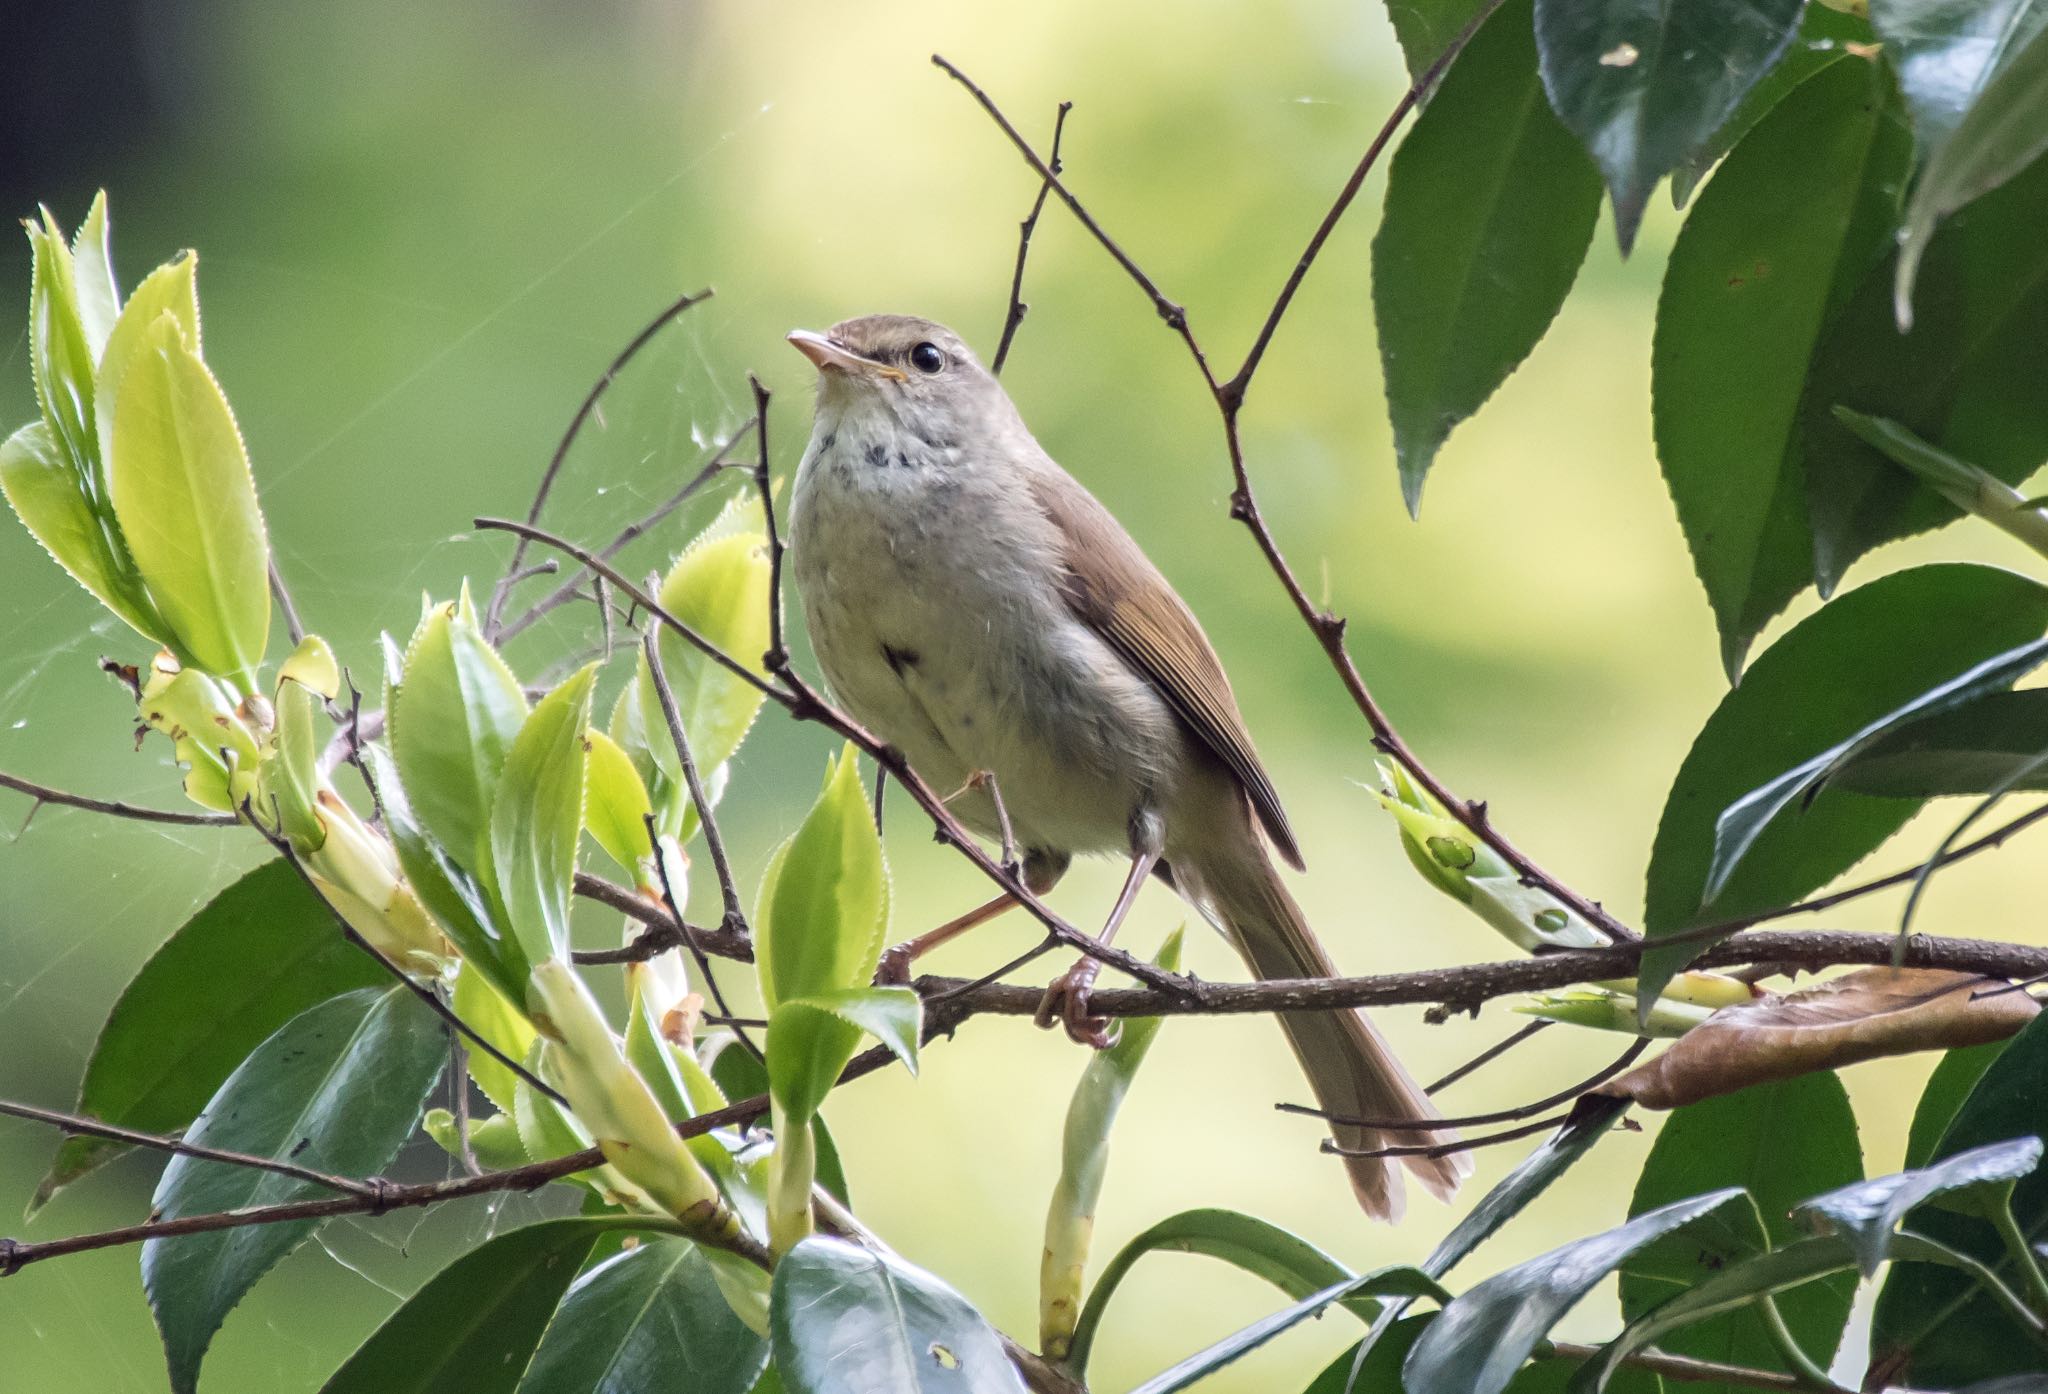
[447,1034,481,1177]
[1326,1109,1572,1160]
[746,374,789,679]
[641,631,748,938]
[1541,1342,1803,1392]
[1280,1036,1649,1132]
[0,770,237,827]
[931,47,1636,948]
[572,870,744,963]
[485,286,714,636]
[990,100,1073,375]
[0,1098,385,1198]
[268,557,307,647]
[1427,1020,1552,1093]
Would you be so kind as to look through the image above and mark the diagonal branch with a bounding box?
[0,770,238,828]
[990,99,1074,376]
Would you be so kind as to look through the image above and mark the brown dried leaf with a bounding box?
[1599,968,2039,1110]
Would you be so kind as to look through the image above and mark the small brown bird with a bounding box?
[786,314,1465,1219]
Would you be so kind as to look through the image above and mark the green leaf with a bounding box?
[1706,636,2048,899]
[1907,1042,2012,1169]
[1384,0,1490,78]
[1126,1267,1449,1394]
[453,961,537,1114]
[69,191,119,363]
[1650,54,1912,675]
[1619,1077,1862,1394]
[756,747,886,1011]
[1534,0,1806,250]
[1310,1317,1579,1394]
[1833,690,2048,797]
[321,1219,615,1394]
[1067,1207,1377,1377]
[493,665,598,980]
[1802,152,2048,595]
[35,860,385,1211]
[636,495,772,800]
[1640,563,2048,1009]
[518,1235,769,1394]
[583,727,656,873]
[143,986,447,1394]
[770,1235,1026,1394]
[97,253,202,507]
[27,212,100,490]
[1874,0,2048,161]
[710,1044,850,1207]
[1374,0,1602,513]
[391,596,530,876]
[1832,408,2048,559]
[109,310,271,685]
[765,986,919,1126]
[1872,1012,2048,1384]
[0,418,169,649]
[1798,1137,2042,1277]
[1404,1188,1753,1394]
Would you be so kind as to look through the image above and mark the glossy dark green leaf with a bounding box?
[1374,0,1602,513]
[1385,0,1490,78]
[1707,637,2048,898]
[518,1236,768,1394]
[1802,153,2048,595]
[1619,1076,1862,1394]
[1126,1267,1448,1394]
[709,1043,849,1207]
[1832,690,2048,797]
[1833,409,2048,558]
[1405,1188,1753,1394]
[1874,0,2048,159]
[36,859,386,1211]
[1798,1137,2042,1278]
[770,1236,1024,1394]
[144,986,447,1394]
[1907,1042,2012,1169]
[1534,0,1806,250]
[1896,23,2048,319]
[1650,54,1910,676]
[1640,564,2048,1010]
[1872,1012,2048,1384]
[1066,1207,1375,1376]
[322,1220,611,1394]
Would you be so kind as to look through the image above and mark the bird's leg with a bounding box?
[1037,810,1164,1048]
[939,769,1020,878]
[875,847,1069,985]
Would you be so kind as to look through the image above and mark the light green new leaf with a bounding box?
[755,747,886,1011]
[453,961,537,1113]
[109,311,270,685]
[1375,0,1601,513]
[765,986,920,1126]
[491,665,598,975]
[391,595,530,875]
[70,191,119,362]
[0,418,168,646]
[97,253,201,489]
[27,212,99,487]
[583,727,656,873]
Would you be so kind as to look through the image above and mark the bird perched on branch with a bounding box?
[786,314,1465,1219]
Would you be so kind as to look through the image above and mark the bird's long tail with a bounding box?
[1186,843,1469,1221]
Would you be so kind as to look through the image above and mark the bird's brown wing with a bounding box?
[1026,471,1305,870]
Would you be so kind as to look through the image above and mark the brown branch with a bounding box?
[641,630,749,939]
[932,51,1636,947]
[473,516,1195,998]
[0,1099,384,1199]
[990,100,1073,376]
[1282,1036,1649,1132]
[1426,1019,1552,1093]
[1542,1342,1804,1392]
[485,286,714,636]
[572,870,747,963]
[268,556,308,647]
[0,770,237,827]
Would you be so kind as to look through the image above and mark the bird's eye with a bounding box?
[909,342,946,374]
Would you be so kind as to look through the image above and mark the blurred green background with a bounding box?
[3,1,2044,1389]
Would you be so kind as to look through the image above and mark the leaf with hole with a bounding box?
[143,986,447,1394]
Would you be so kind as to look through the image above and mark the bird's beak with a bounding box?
[786,329,907,381]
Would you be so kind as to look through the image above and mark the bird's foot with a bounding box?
[1034,958,1116,1049]
[873,942,914,987]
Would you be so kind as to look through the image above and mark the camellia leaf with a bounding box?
[755,746,886,1011]
[26,211,99,490]
[1384,0,1491,78]
[1404,1188,1753,1394]
[1798,1136,2043,1278]
[1533,0,1807,250]
[1603,969,2040,1111]
[1801,152,2048,596]
[517,1235,769,1394]
[109,310,270,686]
[391,594,530,878]
[1650,54,1912,676]
[1706,636,2048,898]
[1639,563,2048,1011]
[1872,1012,2048,1385]
[1617,1076,1861,1393]
[143,986,447,1394]
[1374,0,1602,513]
[1895,22,2048,320]
[97,253,202,498]
[453,961,537,1114]
[1907,1042,2012,1169]
[709,1043,851,1207]
[492,664,598,980]
[69,191,119,363]
[322,1219,621,1394]
[1873,0,2048,161]
[33,859,386,1211]
[764,986,920,1127]
[1832,409,2048,560]
[582,727,656,874]
[769,1236,1026,1394]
